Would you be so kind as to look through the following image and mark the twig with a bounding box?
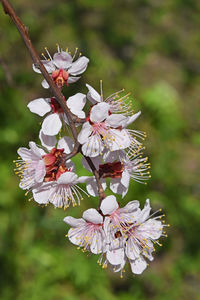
[0,0,106,202]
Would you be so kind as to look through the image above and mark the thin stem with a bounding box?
[1,0,105,202]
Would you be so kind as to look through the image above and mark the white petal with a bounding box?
[81,134,104,157]
[86,177,106,197]
[138,199,151,223]
[41,79,50,89]
[32,183,52,204]
[120,200,140,213]
[78,176,91,183]
[110,179,127,197]
[107,129,131,151]
[121,170,130,188]
[67,76,80,84]
[105,114,127,128]
[90,231,103,254]
[57,172,78,185]
[125,238,140,260]
[82,208,103,224]
[124,111,141,127]
[27,98,51,116]
[17,147,31,160]
[32,60,55,74]
[67,227,84,245]
[106,248,125,266]
[57,136,74,154]
[35,160,46,182]
[42,114,62,136]
[77,122,92,144]
[29,141,43,158]
[103,149,126,162]
[90,102,109,123]
[69,56,89,76]
[39,130,57,150]
[100,195,118,215]
[139,219,163,240]
[64,216,85,227]
[130,256,147,274]
[86,83,101,104]
[53,51,72,69]
[67,93,86,114]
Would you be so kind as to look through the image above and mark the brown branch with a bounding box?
[1,0,105,202]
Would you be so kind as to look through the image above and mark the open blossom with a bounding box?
[14,141,46,190]
[27,93,86,136]
[64,208,106,254]
[78,102,142,157]
[33,45,89,88]
[15,137,73,190]
[100,197,166,275]
[100,149,151,197]
[86,83,136,116]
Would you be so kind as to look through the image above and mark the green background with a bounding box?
[0,0,200,299]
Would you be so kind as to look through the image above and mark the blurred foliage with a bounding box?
[0,0,200,299]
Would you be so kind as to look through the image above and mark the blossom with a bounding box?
[64,208,106,254]
[100,197,166,275]
[32,170,89,208]
[78,102,142,157]
[27,93,86,136]
[86,83,135,116]
[33,45,89,88]
[100,149,151,197]
[14,141,46,190]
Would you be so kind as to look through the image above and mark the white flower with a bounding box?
[100,197,166,275]
[32,171,89,208]
[64,208,106,254]
[100,149,151,197]
[27,93,86,136]
[14,141,46,190]
[78,102,141,157]
[86,83,136,117]
[33,45,89,88]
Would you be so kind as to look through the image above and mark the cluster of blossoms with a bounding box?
[14,45,168,276]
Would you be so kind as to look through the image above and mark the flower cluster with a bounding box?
[14,45,168,276]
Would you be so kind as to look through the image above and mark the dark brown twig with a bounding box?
[0,0,105,202]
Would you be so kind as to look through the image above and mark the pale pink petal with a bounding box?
[130,257,147,274]
[53,51,72,69]
[41,114,62,136]
[64,216,85,227]
[69,56,89,75]
[57,172,78,185]
[82,208,103,224]
[110,179,127,197]
[29,142,43,158]
[27,98,51,117]
[120,200,140,213]
[90,102,109,123]
[138,199,151,223]
[107,129,131,151]
[17,147,31,160]
[106,248,125,266]
[81,135,104,157]
[77,122,92,144]
[32,182,52,204]
[100,195,118,215]
[32,60,55,74]
[67,227,84,245]
[139,219,163,240]
[125,238,140,260]
[35,160,46,182]
[105,114,127,128]
[121,170,130,188]
[124,111,141,127]
[86,84,101,104]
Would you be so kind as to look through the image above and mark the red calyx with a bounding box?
[52,69,69,88]
[99,161,124,178]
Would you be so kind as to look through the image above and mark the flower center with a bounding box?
[99,161,124,178]
[52,69,69,88]
[42,148,70,182]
